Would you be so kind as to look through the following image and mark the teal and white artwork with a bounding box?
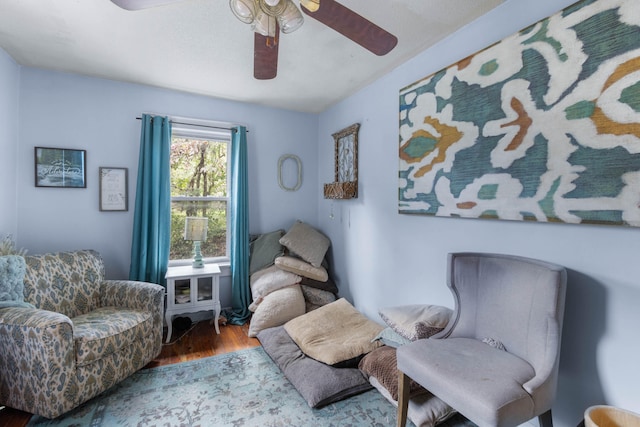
[399,0,640,227]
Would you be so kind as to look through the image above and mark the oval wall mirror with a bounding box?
[278,154,303,192]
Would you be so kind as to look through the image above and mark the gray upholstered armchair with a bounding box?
[397,252,567,427]
[0,250,164,419]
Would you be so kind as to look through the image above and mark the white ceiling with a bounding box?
[0,0,505,113]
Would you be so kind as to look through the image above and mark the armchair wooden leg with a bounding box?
[397,370,410,427]
[539,409,553,427]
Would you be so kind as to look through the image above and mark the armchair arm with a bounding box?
[99,280,165,354]
[99,279,164,314]
[0,307,77,418]
[523,316,561,411]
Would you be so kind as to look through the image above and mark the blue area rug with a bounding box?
[27,347,409,427]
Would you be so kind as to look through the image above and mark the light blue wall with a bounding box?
[317,0,640,426]
[0,49,20,238]
[4,0,640,422]
[16,68,318,280]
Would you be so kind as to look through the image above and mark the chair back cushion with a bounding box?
[446,253,567,381]
[23,250,104,318]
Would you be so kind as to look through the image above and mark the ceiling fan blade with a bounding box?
[254,31,279,80]
[301,0,397,56]
[110,0,184,10]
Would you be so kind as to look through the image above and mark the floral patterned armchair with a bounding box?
[0,250,164,419]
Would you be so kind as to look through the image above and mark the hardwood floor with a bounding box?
[0,321,259,427]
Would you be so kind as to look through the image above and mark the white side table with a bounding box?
[165,264,222,343]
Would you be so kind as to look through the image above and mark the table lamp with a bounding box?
[184,217,208,268]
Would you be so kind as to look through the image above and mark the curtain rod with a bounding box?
[135,117,248,133]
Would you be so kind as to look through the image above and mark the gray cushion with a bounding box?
[398,337,536,426]
[249,229,285,275]
[258,325,371,408]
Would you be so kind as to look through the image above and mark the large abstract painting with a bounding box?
[399,0,640,227]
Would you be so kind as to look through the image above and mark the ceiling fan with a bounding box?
[110,0,398,80]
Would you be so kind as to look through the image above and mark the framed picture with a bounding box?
[334,123,359,183]
[99,167,128,211]
[323,123,360,199]
[34,147,87,188]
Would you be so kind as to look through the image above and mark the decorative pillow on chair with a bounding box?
[279,221,330,267]
[378,304,453,341]
[0,255,33,309]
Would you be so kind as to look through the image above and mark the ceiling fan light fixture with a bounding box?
[277,0,304,34]
[252,11,278,38]
[229,0,257,24]
[299,0,320,13]
[264,0,281,6]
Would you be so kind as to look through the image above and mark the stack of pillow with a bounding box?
[247,221,338,337]
[358,304,457,427]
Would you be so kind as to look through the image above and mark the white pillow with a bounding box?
[279,221,330,267]
[378,304,453,341]
[275,256,328,282]
[250,265,301,304]
[248,285,306,338]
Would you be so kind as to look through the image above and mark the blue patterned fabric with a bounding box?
[0,250,165,419]
[399,0,640,227]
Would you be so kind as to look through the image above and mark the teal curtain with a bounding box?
[129,114,172,285]
[225,126,251,325]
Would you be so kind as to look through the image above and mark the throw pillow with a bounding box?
[250,265,301,304]
[0,255,33,309]
[300,285,336,307]
[275,256,328,282]
[358,346,424,400]
[284,298,384,366]
[249,229,285,275]
[279,221,330,267]
[378,304,453,341]
[371,327,413,348]
[300,275,338,294]
[247,285,306,338]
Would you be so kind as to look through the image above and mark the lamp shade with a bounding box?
[278,0,303,33]
[184,217,208,242]
[230,0,257,24]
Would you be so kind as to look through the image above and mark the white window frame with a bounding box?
[168,118,232,267]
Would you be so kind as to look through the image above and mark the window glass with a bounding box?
[170,135,229,262]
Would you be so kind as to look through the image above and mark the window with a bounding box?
[169,124,230,264]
